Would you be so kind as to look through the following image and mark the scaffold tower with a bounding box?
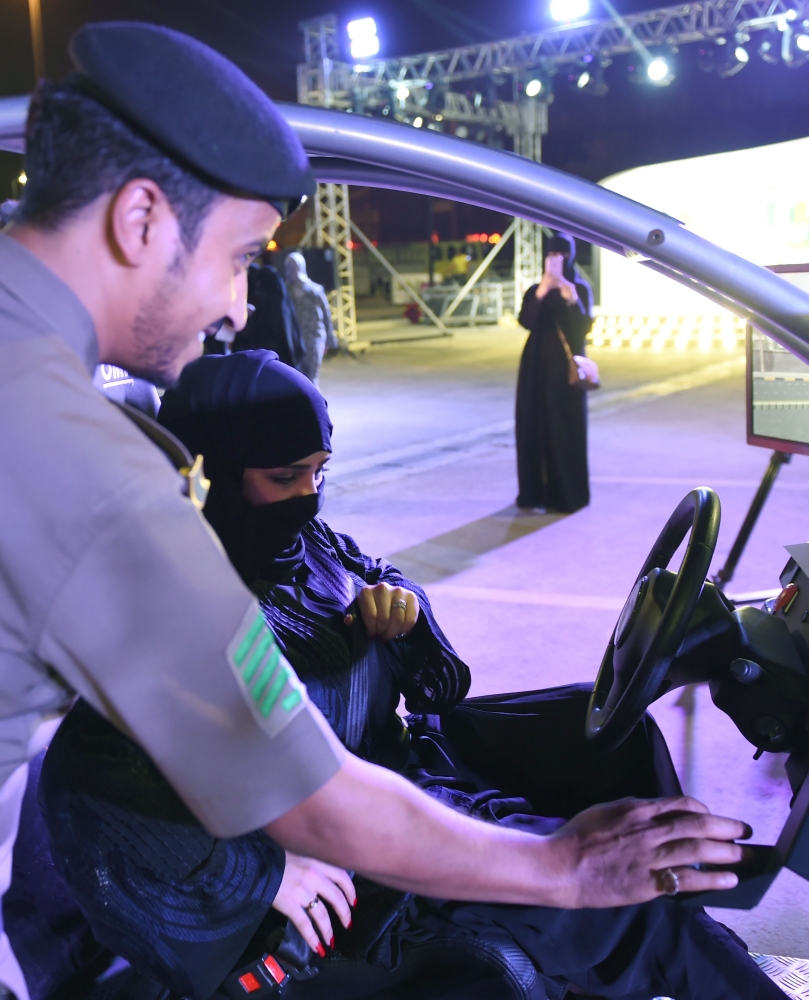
[298,15,358,345]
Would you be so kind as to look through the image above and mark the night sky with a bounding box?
[2,0,809,240]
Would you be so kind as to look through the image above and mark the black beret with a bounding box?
[69,22,316,216]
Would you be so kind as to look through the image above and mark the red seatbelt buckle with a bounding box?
[222,952,290,997]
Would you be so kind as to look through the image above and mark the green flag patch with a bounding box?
[228,606,307,738]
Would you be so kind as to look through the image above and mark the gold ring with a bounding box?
[306,898,320,911]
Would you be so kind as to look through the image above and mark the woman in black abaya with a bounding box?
[516,233,593,512]
[37,352,784,1000]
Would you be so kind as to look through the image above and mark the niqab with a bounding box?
[159,350,332,582]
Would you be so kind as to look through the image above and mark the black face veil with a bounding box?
[159,350,332,582]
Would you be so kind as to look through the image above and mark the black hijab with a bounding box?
[159,350,332,583]
[544,232,578,283]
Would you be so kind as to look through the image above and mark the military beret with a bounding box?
[69,22,316,217]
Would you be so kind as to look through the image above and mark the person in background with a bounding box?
[0,200,19,229]
[515,233,594,513]
[231,255,306,368]
[284,251,335,386]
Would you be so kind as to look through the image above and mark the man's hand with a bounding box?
[269,754,752,911]
[345,582,420,641]
[547,796,751,908]
[271,852,356,955]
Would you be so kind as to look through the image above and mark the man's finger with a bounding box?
[650,811,751,848]
[663,866,739,895]
[655,836,746,870]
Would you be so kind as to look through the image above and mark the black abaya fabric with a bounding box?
[516,281,593,513]
[36,353,786,1000]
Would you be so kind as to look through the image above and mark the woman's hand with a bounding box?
[557,276,579,304]
[346,583,420,641]
[271,852,356,956]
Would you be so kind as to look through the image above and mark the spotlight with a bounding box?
[525,78,543,97]
[758,36,779,63]
[718,44,749,77]
[17,172,27,186]
[797,33,809,51]
[573,57,608,96]
[646,55,674,85]
[347,18,379,60]
[412,116,423,128]
[550,0,589,23]
[395,84,410,101]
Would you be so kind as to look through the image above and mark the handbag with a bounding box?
[557,326,600,391]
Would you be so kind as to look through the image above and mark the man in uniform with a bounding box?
[0,21,748,1000]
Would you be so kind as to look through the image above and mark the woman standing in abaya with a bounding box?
[516,233,594,512]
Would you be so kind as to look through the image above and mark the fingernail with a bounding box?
[352,897,358,907]
[316,942,326,958]
[330,935,335,950]
[348,919,353,930]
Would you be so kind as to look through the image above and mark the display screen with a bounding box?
[747,266,809,456]
[748,330,809,454]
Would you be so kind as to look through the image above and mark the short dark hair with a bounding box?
[17,80,220,251]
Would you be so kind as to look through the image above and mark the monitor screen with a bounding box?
[747,265,809,456]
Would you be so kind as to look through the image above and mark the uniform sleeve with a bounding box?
[37,470,345,839]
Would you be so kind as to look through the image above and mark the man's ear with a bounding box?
[107,178,179,267]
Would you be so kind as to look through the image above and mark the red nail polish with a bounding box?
[330,935,335,950]
[316,943,326,958]
[348,918,353,930]
[352,897,358,907]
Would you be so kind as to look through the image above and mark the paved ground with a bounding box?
[319,319,809,958]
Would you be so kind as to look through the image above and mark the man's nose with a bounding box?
[227,271,250,331]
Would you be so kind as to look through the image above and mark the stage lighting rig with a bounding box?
[346,17,379,60]
[550,0,589,23]
[525,78,543,96]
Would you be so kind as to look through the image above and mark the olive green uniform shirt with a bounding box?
[0,233,345,838]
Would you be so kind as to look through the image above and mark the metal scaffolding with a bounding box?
[298,0,806,329]
[313,0,803,96]
[298,15,358,346]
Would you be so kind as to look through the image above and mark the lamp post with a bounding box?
[28,0,46,82]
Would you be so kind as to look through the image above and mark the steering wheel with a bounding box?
[586,488,721,753]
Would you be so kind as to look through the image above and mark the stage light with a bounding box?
[576,70,590,88]
[525,78,543,97]
[796,33,809,51]
[758,37,779,63]
[396,84,410,101]
[347,18,379,59]
[647,57,670,82]
[413,116,424,127]
[550,0,589,22]
[718,44,749,76]
[17,172,27,186]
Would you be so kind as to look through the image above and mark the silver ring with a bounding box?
[306,898,320,911]
[391,600,407,611]
[660,868,680,897]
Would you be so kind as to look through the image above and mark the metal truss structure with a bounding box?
[299,0,806,103]
[298,0,806,330]
[297,16,359,345]
[312,183,358,345]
